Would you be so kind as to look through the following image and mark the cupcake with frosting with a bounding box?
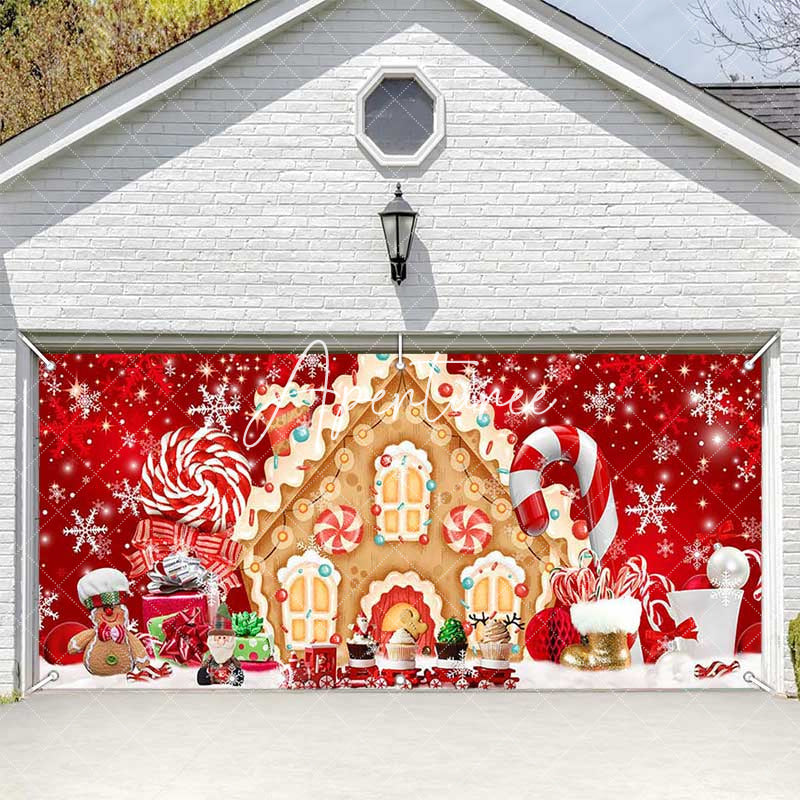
[385,628,417,667]
[436,618,467,664]
[347,614,378,666]
[480,619,511,667]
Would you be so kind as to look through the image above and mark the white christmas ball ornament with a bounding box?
[706,543,750,589]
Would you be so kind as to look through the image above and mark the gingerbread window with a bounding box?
[460,552,525,647]
[277,553,341,649]
[374,441,432,542]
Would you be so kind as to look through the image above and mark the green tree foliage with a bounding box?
[0,0,250,143]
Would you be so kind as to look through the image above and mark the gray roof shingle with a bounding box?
[702,84,800,144]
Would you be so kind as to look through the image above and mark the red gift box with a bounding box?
[141,592,210,629]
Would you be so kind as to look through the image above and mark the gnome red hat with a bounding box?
[209,603,234,638]
[77,568,130,609]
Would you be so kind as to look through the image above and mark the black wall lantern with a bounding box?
[379,183,418,285]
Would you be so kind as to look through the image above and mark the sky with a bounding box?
[546,0,783,83]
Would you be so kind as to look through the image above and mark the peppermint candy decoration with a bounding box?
[314,505,364,555]
[140,427,252,533]
[442,505,492,555]
[510,424,617,560]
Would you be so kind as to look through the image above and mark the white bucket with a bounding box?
[666,589,743,660]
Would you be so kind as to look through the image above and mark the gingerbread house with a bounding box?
[234,354,585,662]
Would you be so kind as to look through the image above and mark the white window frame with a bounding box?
[374,441,432,542]
[355,65,445,167]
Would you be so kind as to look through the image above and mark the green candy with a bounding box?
[232,611,264,637]
[438,617,467,644]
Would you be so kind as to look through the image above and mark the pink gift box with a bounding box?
[140,592,210,629]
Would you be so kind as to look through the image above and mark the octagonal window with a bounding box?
[356,67,445,166]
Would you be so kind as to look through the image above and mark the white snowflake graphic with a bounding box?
[467,371,492,406]
[297,535,323,557]
[163,360,176,377]
[122,431,137,449]
[188,385,241,433]
[583,383,617,421]
[656,538,674,558]
[690,379,730,426]
[737,460,756,483]
[624,483,677,535]
[683,538,711,570]
[69,384,101,419]
[139,433,160,457]
[710,571,739,608]
[48,483,66,503]
[63,508,109,555]
[653,435,679,464]
[38,588,59,630]
[43,372,62,396]
[744,397,757,412]
[300,353,326,378]
[264,365,282,382]
[111,479,141,515]
[544,359,571,385]
[740,516,760,543]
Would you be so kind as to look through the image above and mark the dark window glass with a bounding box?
[364,78,435,155]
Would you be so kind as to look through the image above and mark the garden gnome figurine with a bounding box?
[197,603,244,686]
[68,568,150,676]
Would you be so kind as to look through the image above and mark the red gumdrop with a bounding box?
[370,504,381,516]
[379,454,392,468]
[419,534,430,545]
[265,482,274,493]
[275,588,288,603]
[525,607,580,662]
[508,433,518,445]
[572,520,589,540]
[330,633,342,645]
[514,583,529,598]
[463,623,473,636]
[439,382,453,398]
[257,385,268,395]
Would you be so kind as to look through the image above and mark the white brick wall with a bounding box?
[1,0,799,692]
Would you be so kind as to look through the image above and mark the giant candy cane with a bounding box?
[510,425,617,560]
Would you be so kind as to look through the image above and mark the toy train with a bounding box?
[282,643,517,690]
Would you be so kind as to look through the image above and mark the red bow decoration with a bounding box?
[158,608,210,666]
[97,622,126,643]
[643,617,698,653]
[126,517,242,592]
[702,519,740,546]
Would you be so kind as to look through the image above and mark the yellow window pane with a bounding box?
[289,577,306,612]
[473,577,489,612]
[406,468,424,502]
[384,509,399,534]
[291,618,306,642]
[497,578,514,612]
[312,577,330,612]
[313,619,329,643]
[406,509,420,532]
[383,469,399,503]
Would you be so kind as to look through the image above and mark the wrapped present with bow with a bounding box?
[231,611,274,669]
[126,517,243,594]
[148,607,210,666]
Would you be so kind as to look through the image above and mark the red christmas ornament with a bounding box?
[419,534,430,545]
[439,382,453,398]
[463,622,473,636]
[370,503,381,516]
[257,385,268,395]
[525,607,580,662]
[682,574,711,591]
[265,482,274,493]
[379,454,392,468]
[42,621,86,665]
[507,433,517,445]
[275,588,288,603]
[514,583,529,598]
[330,633,342,645]
[571,520,589,540]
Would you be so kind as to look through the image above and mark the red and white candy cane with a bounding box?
[694,660,740,680]
[510,424,618,560]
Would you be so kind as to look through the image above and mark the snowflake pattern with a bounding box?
[38,588,59,630]
[740,516,760,543]
[163,360,176,377]
[656,538,674,558]
[48,483,66,503]
[111,479,141,516]
[683,538,711,570]
[42,372,62,396]
[624,483,677,535]
[300,353,326,378]
[264,365,282,382]
[544,359,571,385]
[653,435,679,464]
[297,535,324,557]
[737,460,757,483]
[139,433,160,457]
[188,385,241,433]
[690,379,730,425]
[63,508,109,555]
[467,370,493,406]
[710,571,739,608]
[583,383,617,420]
[122,431,137,448]
[69,384,101,419]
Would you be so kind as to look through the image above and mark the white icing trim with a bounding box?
[360,571,444,632]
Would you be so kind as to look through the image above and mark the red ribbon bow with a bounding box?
[126,517,242,592]
[702,520,740,546]
[158,608,210,666]
[97,622,126,644]
[643,617,698,651]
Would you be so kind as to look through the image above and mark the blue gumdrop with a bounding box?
[461,576,475,590]
[374,534,386,546]
[549,508,560,520]
[476,413,490,428]
[318,563,332,578]
[426,479,437,491]
[293,425,310,443]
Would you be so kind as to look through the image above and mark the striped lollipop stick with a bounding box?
[509,424,618,560]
